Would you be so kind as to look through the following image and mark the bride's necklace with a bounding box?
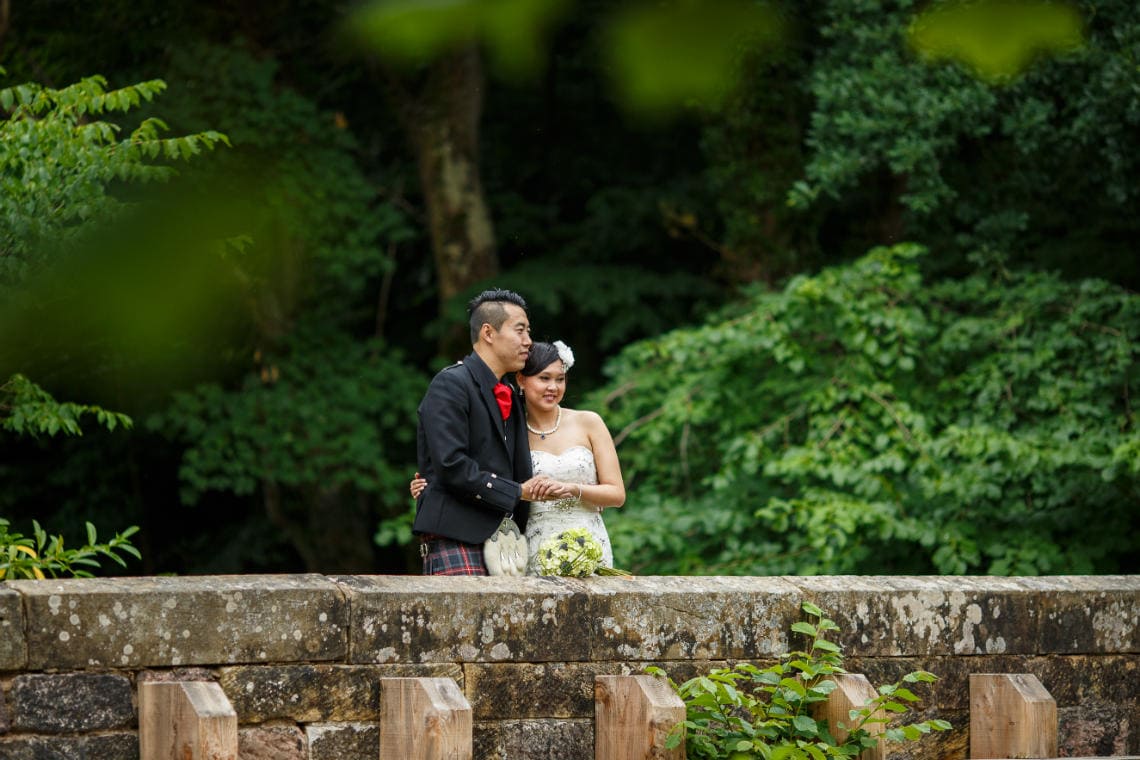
[526,406,562,439]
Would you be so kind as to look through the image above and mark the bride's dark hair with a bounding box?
[521,342,562,376]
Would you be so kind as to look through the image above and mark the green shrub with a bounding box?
[598,244,1140,575]
[648,602,950,759]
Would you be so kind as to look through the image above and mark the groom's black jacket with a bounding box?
[413,351,532,544]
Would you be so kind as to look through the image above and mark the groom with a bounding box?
[414,288,551,575]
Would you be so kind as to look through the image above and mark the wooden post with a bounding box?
[138,680,238,760]
[812,673,885,760]
[595,674,686,760]
[970,674,1057,759]
[379,677,472,760]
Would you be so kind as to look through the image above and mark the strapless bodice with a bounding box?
[530,445,596,486]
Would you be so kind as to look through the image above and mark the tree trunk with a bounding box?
[0,0,10,51]
[383,47,499,357]
[262,480,377,573]
[880,172,909,245]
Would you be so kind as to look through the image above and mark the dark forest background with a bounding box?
[2,0,1137,577]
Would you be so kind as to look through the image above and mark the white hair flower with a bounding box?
[553,340,575,371]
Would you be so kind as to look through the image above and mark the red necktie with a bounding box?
[493,382,512,420]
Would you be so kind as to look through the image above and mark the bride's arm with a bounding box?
[579,410,626,510]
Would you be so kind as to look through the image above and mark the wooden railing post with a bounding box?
[138,680,238,760]
[813,673,885,760]
[379,677,472,760]
[595,674,686,760]
[970,673,1057,759]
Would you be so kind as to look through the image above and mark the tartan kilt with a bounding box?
[421,537,488,576]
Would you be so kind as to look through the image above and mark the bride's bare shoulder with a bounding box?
[564,407,607,430]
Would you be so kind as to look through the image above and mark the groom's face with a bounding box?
[490,304,532,373]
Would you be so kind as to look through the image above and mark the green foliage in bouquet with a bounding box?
[648,602,950,759]
[0,518,140,580]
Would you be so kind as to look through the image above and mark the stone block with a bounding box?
[846,654,1032,712]
[307,721,379,760]
[638,659,733,687]
[789,576,1049,656]
[0,586,27,672]
[238,723,306,760]
[474,718,593,760]
[8,574,346,669]
[0,732,138,759]
[336,575,594,663]
[850,652,1140,717]
[871,718,967,760]
[1021,575,1140,653]
[1002,653,1139,708]
[138,666,216,683]
[9,673,134,732]
[588,576,801,661]
[219,662,462,722]
[464,662,623,720]
[1059,702,1140,757]
[0,686,8,734]
[86,732,141,759]
[463,659,729,722]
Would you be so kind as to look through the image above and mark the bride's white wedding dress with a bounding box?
[525,445,614,575]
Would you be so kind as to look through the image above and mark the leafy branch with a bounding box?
[0,518,140,580]
[1,374,132,437]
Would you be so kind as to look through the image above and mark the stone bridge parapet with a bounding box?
[1,575,1137,758]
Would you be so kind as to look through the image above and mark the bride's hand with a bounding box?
[544,481,575,500]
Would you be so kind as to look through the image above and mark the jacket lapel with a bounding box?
[464,353,513,456]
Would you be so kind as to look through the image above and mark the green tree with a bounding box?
[152,329,423,573]
[0,70,224,574]
[346,0,780,355]
[0,73,227,283]
[596,244,1140,575]
[144,44,424,572]
[781,0,1139,281]
[5,0,1136,578]
[0,71,229,431]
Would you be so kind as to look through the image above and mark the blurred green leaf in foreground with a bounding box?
[909,0,1086,84]
[345,0,786,115]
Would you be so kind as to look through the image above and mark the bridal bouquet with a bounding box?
[535,528,631,577]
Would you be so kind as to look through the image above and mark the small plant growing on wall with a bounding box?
[647,601,950,759]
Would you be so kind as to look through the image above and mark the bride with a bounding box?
[411,340,625,573]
